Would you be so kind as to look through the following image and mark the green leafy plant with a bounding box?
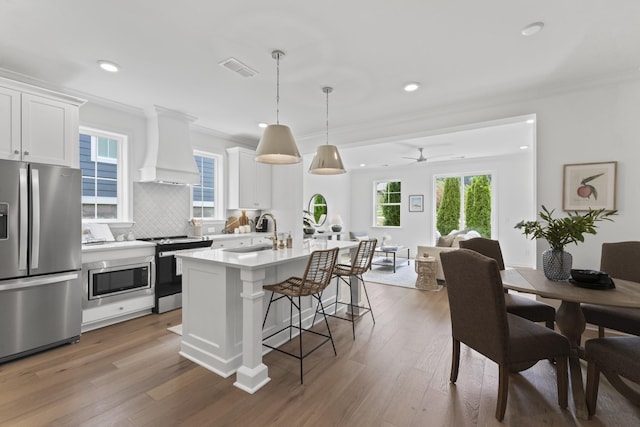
[437,177,461,235]
[515,205,617,251]
[465,175,491,238]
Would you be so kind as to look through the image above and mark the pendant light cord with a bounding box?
[275,51,280,124]
[323,86,333,145]
[325,88,329,145]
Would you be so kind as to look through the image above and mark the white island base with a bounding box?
[177,240,358,393]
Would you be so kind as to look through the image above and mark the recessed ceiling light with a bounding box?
[258,122,268,128]
[97,60,120,72]
[403,82,420,92]
[526,119,535,124]
[521,22,544,36]
[359,163,366,167]
[520,145,529,150]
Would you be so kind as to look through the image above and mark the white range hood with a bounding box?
[138,105,200,185]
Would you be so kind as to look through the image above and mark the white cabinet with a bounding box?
[0,78,84,167]
[227,147,272,210]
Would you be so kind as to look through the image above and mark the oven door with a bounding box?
[156,248,207,299]
[89,261,152,300]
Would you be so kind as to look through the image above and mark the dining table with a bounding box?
[500,268,640,419]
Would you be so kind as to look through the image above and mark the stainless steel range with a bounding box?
[139,236,213,313]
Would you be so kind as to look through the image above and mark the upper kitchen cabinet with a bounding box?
[0,78,85,167]
[227,147,272,210]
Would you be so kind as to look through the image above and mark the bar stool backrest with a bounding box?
[349,239,378,275]
[299,247,340,296]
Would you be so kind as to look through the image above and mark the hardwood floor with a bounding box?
[1,282,638,426]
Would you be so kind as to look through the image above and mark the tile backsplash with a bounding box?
[132,182,190,238]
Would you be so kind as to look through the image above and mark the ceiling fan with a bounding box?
[402,148,429,163]
[402,147,453,164]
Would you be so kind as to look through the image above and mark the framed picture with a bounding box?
[409,195,424,212]
[563,161,617,211]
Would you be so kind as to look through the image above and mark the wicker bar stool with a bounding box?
[317,238,377,339]
[262,247,340,384]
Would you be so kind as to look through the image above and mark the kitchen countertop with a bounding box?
[196,232,272,240]
[177,239,357,270]
[81,240,156,252]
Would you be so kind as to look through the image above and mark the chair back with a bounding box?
[600,241,640,283]
[349,239,378,275]
[299,247,340,296]
[440,249,509,364]
[459,237,505,270]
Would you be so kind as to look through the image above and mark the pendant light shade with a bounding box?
[309,87,346,175]
[256,124,300,164]
[255,50,301,165]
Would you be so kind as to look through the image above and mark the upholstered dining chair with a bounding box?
[585,336,640,417]
[581,241,640,337]
[440,249,569,421]
[261,247,340,384]
[459,237,556,329]
[319,238,377,339]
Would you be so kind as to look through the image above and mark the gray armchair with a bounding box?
[459,237,556,330]
[440,249,569,421]
[582,241,640,337]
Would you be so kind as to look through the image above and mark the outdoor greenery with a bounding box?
[436,178,460,235]
[465,175,491,237]
[515,205,617,251]
[312,194,327,224]
[378,181,401,226]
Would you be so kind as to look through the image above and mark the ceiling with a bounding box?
[1,1,639,169]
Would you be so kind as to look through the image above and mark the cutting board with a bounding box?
[225,216,239,233]
[85,223,115,242]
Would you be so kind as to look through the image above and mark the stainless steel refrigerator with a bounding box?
[0,159,82,363]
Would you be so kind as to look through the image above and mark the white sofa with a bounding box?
[417,230,481,281]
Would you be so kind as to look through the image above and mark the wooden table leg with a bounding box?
[555,300,587,419]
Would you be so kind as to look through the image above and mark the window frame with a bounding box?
[191,150,224,220]
[373,179,402,228]
[80,126,129,223]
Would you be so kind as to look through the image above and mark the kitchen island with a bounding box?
[176,239,358,393]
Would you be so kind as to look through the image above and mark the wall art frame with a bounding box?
[409,194,424,212]
[563,161,617,211]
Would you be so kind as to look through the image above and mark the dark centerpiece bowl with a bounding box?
[570,269,609,284]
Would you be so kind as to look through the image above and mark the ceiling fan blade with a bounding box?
[401,156,418,160]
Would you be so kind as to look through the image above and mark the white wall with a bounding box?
[347,151,534,267]
[344,78,640,270]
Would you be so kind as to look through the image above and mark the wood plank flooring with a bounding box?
[1,282,638,426]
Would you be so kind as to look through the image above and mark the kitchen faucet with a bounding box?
[257,212,278,250]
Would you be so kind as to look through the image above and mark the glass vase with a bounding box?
[542,249,572,281]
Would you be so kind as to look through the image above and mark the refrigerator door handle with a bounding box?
[19,166,28,271]
[0,272,79,292]
[31,168,40,269]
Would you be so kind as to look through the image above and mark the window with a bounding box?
[192,151,222,219]
[80,128,127,220]
[374,180,401,227]
[435,173,493,237]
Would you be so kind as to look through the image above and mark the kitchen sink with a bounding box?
[223,244,273,253]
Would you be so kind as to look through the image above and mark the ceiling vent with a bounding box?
[219,57,258,78]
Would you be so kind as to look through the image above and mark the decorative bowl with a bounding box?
[331,225,342,232]
[570,269,609,284]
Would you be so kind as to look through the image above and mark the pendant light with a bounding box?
[308,86,346,175]
[255,50,301,164]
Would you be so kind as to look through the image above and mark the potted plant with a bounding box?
[303,210,316,236]
[515,205,617,280]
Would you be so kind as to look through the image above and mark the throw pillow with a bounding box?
[437,234,456,247]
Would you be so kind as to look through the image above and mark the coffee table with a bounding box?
[372,246,410,273]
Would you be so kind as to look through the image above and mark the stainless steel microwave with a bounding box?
[82,255,154,308]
